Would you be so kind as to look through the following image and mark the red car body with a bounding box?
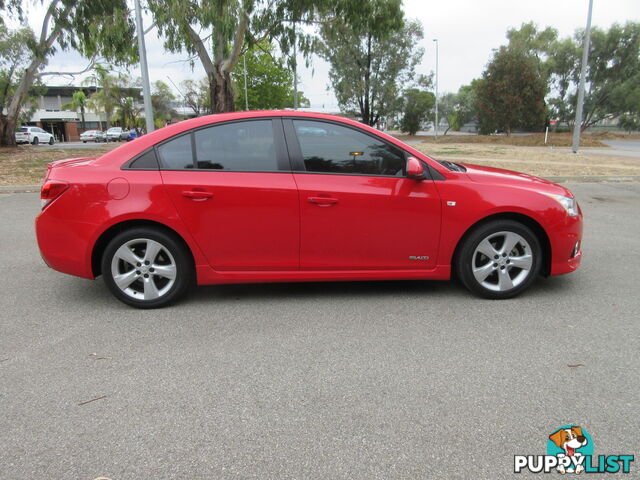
[35,111,582,299]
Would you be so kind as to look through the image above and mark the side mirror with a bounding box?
[406,156,426,180]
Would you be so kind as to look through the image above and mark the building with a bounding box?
[24,85,142,142]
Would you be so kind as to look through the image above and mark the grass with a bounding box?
[0,144,116,186]
[392,132,608,147]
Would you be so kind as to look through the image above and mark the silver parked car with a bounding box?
[15,126,55,145]
[105,127,123,142]
[80,130,106,143]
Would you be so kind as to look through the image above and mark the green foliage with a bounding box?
[319,1,423,126]
[231,42,307,110]
[180,79,210,116]
[400,89,434,135]
[151,80,177,124]
[84,65,120,129]
[438,84,477,134]
[0,0,136,145]
[476,47,547,135]
[505,21,640,130]
[618,114,639,134]
[61,90,88,128]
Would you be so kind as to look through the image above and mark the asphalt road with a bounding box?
[1,183,639,479]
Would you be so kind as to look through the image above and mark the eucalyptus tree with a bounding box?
[318,0,423,126]
[0,0,136,146]
[148,0,373,114]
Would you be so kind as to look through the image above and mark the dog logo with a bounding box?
[514,425,634,474]
[547,426,591,474]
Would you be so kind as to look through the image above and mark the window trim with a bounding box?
[283,117,420,179]
[135,117,291,173]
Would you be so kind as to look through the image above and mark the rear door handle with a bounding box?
[182,190,213,201]
[308,196,338,206]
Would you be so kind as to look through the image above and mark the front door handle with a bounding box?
[182,190,213,201]
[308,196,338,206]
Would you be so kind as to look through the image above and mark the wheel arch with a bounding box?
[91,219,195,277]
[451,212,552,277]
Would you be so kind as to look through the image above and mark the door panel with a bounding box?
[159,119,299,271]
[294,173,441,269]
[162,171,299,270]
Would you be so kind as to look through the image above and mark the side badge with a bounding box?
[409,256,430,261]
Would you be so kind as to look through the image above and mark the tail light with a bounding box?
[41,180,69,209]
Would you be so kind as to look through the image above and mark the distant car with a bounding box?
[80,130,106,143]
[106,127,123,142]
[119,129,131,141]
[127,130,139,142]
[15,126,55,145]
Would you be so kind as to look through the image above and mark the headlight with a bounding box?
[545,193,579,216]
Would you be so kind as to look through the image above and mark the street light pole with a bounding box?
[572,0,594,153]
[433,38,439,139]
[243,55,249,111]
[134,0,154,133]
[293,23,298,110]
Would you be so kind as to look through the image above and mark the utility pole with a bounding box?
[572,0,594,153]
[433,38,439,139]
[293,23,298,110]
[134,0,154,133]
[243,55,249,111]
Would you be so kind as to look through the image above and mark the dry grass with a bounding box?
[393,132,608,147]
[0,144,116,186]
[413,143,640,178]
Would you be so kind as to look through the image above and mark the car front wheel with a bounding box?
[48,137,54,145]
[101,228,193,308]
[455,220,542,299]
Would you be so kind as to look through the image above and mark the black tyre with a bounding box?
[48,137,54,145]
[32,136,39,145]
[101,227,193,308]
[455,220,542,299]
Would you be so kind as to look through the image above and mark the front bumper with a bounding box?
[549,212,583,276]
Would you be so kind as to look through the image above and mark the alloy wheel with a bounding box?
[471,231,533,292]
[110,238,177,300]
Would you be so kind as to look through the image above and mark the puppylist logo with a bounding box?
[514,425,635,474]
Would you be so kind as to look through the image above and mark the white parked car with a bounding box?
[80,130,106,143]
[105,127,123,142]
[15,126,55,145]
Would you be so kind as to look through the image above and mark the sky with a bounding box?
[12,0,640,111]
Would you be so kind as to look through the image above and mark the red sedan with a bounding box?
[35,111,582,308]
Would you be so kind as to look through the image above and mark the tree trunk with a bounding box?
[209,67,235,113]
[0,114,18,147]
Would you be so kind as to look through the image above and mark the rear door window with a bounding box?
[157,134,194,170]
[194,120,278,171]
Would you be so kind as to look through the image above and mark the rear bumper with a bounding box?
[549,213,583,276]
[35,211,96,279]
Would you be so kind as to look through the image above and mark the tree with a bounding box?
[399,75,434,135]
[180,79,209,116]
[475,47,547,135]
[437,83,478,135]
[232,41,307,110]
[61,90,88,130]
[0,0,136,146]
[0,26,43,131]
[618,114,639,134]
[84,65,129,130]
[319,1,422,126]
[151,80,177,127]
[148,0,343,114]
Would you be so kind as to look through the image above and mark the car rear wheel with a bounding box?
[102,227,193,308]
[455,220,542,299]
[48,137,54,145]
[32,136,39,145]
